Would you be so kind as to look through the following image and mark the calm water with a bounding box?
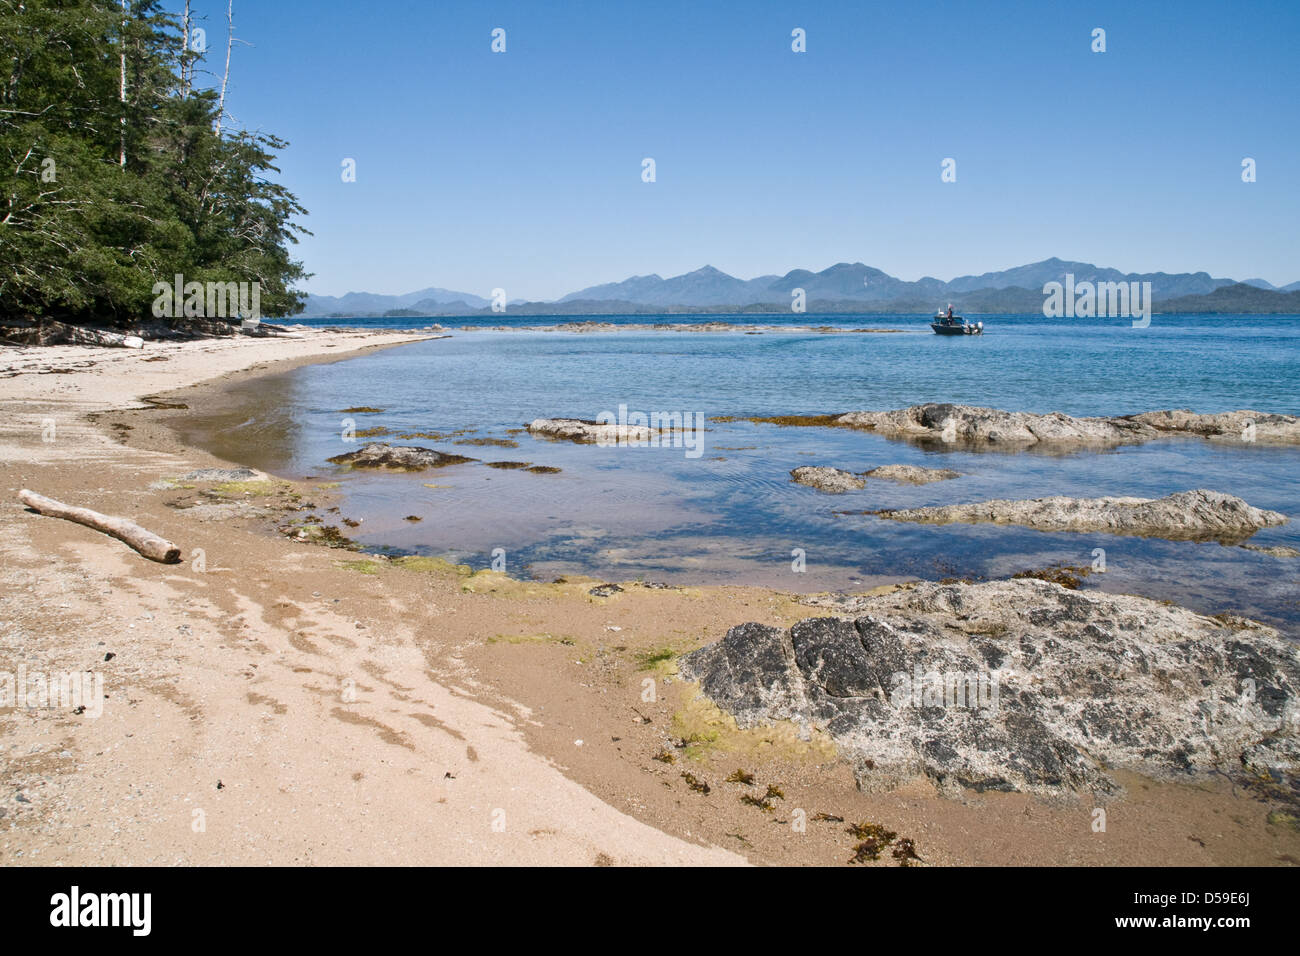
[183,313,1300,631]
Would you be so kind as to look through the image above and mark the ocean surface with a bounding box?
[180,313,1300,632]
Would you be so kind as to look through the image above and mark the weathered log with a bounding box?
[18,490,181,563]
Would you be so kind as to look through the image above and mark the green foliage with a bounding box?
[0,0,309,326]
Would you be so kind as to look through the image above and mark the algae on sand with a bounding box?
[338,555,474,577]
[486,633,578,646]
[212,478,282,496]
[670,691,837,764]
[635,647,677,672]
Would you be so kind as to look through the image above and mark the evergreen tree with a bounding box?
[0,0,308,328]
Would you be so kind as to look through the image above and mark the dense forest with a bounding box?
[0,0,307,331]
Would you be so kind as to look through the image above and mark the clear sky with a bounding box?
[180,0,1300,299]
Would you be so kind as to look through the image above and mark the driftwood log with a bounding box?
[19,490,181,563]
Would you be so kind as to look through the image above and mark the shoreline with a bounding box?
[3,333,1298,865]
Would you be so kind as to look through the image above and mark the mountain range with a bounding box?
[302,285,490,316]
[299,258,1300,317]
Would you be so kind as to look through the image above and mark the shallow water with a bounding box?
[180,313,1300,632]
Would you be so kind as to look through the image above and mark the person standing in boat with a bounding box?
[946,304,954,320]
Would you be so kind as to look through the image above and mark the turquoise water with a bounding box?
[196,313,1300,631]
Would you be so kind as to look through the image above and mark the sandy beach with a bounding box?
[2,332,1298,866]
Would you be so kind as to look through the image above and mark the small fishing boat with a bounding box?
[931,309,983,335]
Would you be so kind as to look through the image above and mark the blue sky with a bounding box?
[181,0,1299,299]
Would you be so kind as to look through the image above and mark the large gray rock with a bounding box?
[874,489,1286,543]
[790,466,866,493]
[1131,409,1300,444]
[863,464,961,484]
[829,404,1300,448]
[791,464,960,492]
[835,403,1156,446]
[527,418,661,444]
[327,443,475,470]
[679,579,1300,798]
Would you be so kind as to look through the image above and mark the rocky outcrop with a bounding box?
[835,403,1156,446]
[679,579,1300,798]
[327,443,475,470]
[786,403,1300,449]
[863,464,961,484]
[527,418,662,444]
[790,467,866,493]
[873,489,1287,543]
[791,464,960,492]
[1131,409,1300,444]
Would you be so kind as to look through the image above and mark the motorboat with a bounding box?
[931,310,983,335]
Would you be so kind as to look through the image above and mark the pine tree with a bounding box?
[0,0,308,329]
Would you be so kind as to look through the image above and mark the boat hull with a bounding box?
[931,322,981,335]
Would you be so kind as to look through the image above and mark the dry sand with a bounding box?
[2,331,1297,866]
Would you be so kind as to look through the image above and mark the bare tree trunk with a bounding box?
[19,490,182,564]
[215,0,232,136]
[180,0,192,96]
[119,0,127,166]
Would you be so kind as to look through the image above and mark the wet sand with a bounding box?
[1,332,1297,865]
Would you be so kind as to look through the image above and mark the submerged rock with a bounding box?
[863,464,961,484]
[873,489,1287,543]
[679,579,1300,798]
[1240,543,1300,558]
[790,466,866,493]
[327,443,475,471]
